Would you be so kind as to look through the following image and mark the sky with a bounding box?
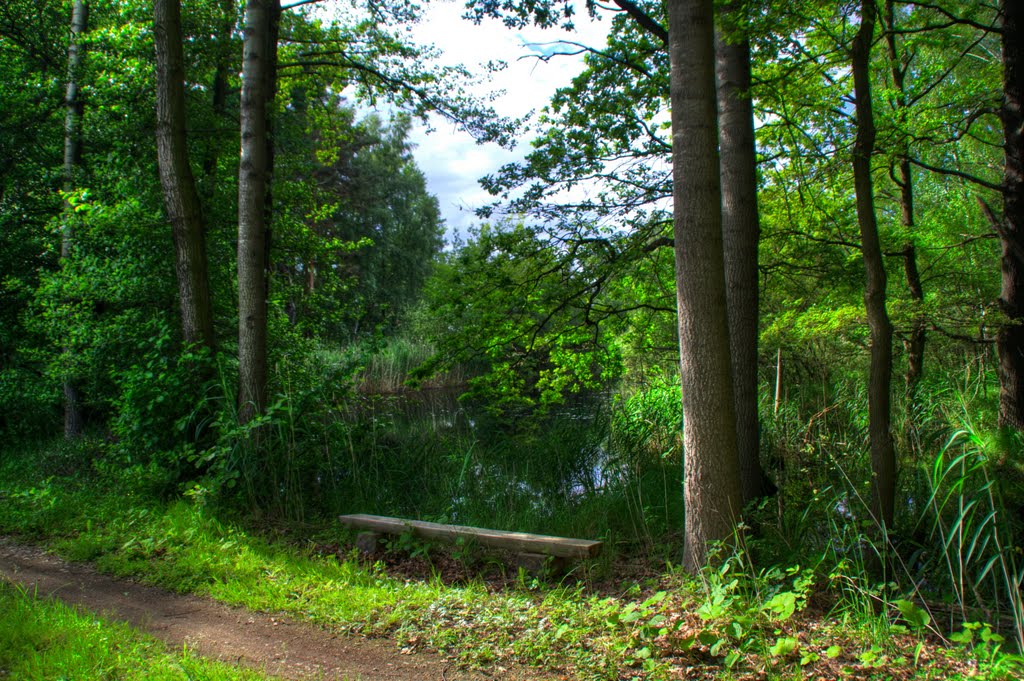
[397,1,610,241]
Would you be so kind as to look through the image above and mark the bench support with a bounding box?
[514,552,568,576]
[355,531,383,555]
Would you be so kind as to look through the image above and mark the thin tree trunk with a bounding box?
[716,4,772,504]
[884,0,926,398]
[201,0,237,187]
[62,0,88,439]
[774,348,782,416]
[901,244,925,390]
[237,0,278,423]
[154,0,216,351]
[852,0,896,529]
[997,0,1024,431]
[666,0,743,573]
[262,2,280,308]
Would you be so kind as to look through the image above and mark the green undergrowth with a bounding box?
[0,581,276,680]
[1,441,1020,680]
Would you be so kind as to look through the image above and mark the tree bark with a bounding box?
[883,0,926,397]
[901,243,925,390]
[61,0,88,439]
[716,5,772,505]
[237,0,278,423]
[997,0,1024,431]
[666,0,743,572]
[201,0,237,187]
[154,0,216,351]
[851,0,897,529]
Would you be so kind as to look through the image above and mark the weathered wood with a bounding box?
[338,514,602,559]
[355,531,382,555]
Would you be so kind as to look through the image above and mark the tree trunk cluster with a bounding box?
[152,0,281,427]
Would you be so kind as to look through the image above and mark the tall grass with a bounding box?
[180,333,679,548]
[921,425,1024,649]
[4,369,1024,678]
[761,370,1024,652]
[150,332,1024,653]
[606,376,683,547]
[327,386,688,552]
[321,337,468,393]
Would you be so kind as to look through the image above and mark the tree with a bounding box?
[851,0,896,528]
[234,0,506,422]
[997,0,1024,430]
[754,1,1000,371]
[0,0,67,435]
[418,221,626,409]
[717,2,772,503]
[666,0,743,571]
[61,0,88,438]
[470,0,773,504]
[237,0,279,423]
[154,0,216,351]
[276,108,443,339]
[882,0,925,398]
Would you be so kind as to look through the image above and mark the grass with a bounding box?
[231,381,680,548]
[1,440,1019,680]
[320,336,467,394]
[0,581,276,680]
[760,373,1024,654]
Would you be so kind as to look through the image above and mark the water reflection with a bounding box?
[334,388,680,538]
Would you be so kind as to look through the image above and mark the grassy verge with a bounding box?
[0,581,275,680]
[1,440,1020,680]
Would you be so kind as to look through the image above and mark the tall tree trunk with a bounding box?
[666,0,743,573]
[61,0,88,439]
[262,2,280,306]
[900,244,925,390]
[237,0,278,423]
[716,4,772,504]
[154,0,216,351]
[851,0,897,529]
[201,0,237,187]
[997,0,1024,431]
[883,0,926,398]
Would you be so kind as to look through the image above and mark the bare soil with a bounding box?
[0,539,554,681]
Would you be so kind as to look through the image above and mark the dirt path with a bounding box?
[0,540,551,681]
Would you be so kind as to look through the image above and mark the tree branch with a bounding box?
[518,40,654,79]
[610,0,667,46]
[893,1,1001,34]
[908,157,1003,192]
[281,0,324,10]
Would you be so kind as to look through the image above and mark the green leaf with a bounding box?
[620,608,641,624]
[763,591,798,621]
[642,590,667,607]
[950,629,973,645]
[769,636,799,657]
[894,599,930,630]
[698,630,721,647]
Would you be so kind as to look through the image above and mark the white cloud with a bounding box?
[402,1,610,241]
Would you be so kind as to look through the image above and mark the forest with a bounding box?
[0,0,1022,679]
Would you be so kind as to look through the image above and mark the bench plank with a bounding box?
[339,514,601,559]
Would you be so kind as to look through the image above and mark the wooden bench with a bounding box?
[339,513,602,574]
